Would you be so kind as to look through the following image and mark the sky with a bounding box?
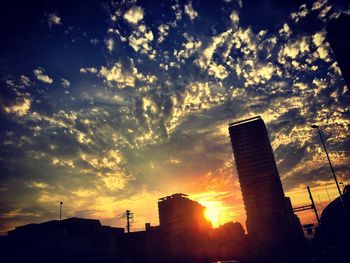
[0,0,350,234]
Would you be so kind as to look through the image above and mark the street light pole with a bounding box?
[311,125,342,197]
[59,201,63,221]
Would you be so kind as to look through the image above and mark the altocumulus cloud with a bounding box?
[33,68,53,84]
[123,6,144,25]
[3,97,31,117]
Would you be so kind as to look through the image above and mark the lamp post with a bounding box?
[59,201,63,221]
[311,125,342,197]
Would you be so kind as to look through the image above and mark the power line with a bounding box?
[101,212,127,225]
[125,210,134,233]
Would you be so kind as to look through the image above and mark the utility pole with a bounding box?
[59,201,63,221]
[125,210,133,233]
[307,186,321,225]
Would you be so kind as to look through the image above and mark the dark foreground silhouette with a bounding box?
[1,190,349,263]
[1,194,248,263]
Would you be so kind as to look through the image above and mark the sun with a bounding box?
[204,206,220,227]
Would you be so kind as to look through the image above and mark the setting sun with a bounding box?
[204,206,221,227]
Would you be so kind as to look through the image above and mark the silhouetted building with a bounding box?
[326,13,350,89]
[124,223,162,262]
[3,217,124,263]
[157,193,212,261]
[314,186,350,262]
[158,193,210,230]
[209,222,248,262]
[124,193,248,262]
[1,196,249,263]
[228,116,306,262]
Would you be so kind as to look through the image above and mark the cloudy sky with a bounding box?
[1,0,349,233]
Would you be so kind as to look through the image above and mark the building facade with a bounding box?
[157,193,211,260]
[158,193,210,230]
[326,13,350,89]
[3,217,125,263]
[228,116,305,261]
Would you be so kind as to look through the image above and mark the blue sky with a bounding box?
[0,0,349,233]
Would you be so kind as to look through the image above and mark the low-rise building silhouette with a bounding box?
[3,217,124,263]
[157,193,212,261]
[158,193,211,230]
[1,194,248,263]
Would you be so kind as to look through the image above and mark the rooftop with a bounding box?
[228,116,262,127]
[158,193,188,202]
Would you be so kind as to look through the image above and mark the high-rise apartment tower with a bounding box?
[228,117,303,252]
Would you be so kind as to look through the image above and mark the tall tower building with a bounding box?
[326,13,350,89]
[228,116,304,260]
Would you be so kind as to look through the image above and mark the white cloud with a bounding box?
[106,38,114,52]
[290,4,308,23]
[196,29,232,69]
[33,68,53,84]
[4,98,31,116]
[243,63,276,86]
[28,110,96,147]
[294,82,309,91]
[158,24,170,44]
[101,173,128,191]
[174,34,202,62]
[20,75,31,87]
[61,78,70,88]
[123,6,144,25]
[230,10,239,26]
[98,60,157,89]
[318,5,332,19]
[184,1,198,20]
[90,38,99,45]
[312,0,328,11]
[129,25,154,51]
[128,24,156,60]
[208,63,229,80]
[312,31,325,47]
[100,63,136,88]
[255,63,275,80]
[47,13,62,28]
[316,46,330,61]
[27,181,49,189]
[279,23,292,37]
[278,36,310,63]
[171,4,183,25]
[80,67,98,74]
[108,28,127,42]
[312,31,330,62]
